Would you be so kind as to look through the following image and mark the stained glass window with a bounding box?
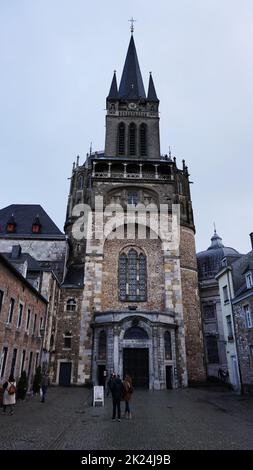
[119,250,147,301]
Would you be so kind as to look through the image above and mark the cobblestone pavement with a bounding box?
[0,386,253,450]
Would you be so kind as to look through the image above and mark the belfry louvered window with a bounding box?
[129,123,136,156]
[119,249,147,301]
[118,123,125,155]
[140,123,147,156]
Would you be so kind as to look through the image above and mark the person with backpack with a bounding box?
[123,374,134,419]
[2,374,16,415]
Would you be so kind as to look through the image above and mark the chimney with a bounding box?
[250,232,253,250]
[11,244,21,259]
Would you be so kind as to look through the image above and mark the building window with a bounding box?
[223,285,229,303]
[139,123,147,156]
[66,299,76,312]
[244,305,253,329]
[10,348,17,376]
[250,345,253,367]
[246,272,253,289]
[0,347,8,378]
[226,315,233,340]
[124,326,149,339]
[206,335,219,363]
[98,330,106,360]
[39,317,44,336]
[118,123,125,155]
[129,123,136,156]
[17,304,23,329]
[21,350,26,373]
[164,331,172,360]
[0,290,4,314]
[119,249,147,302]
[33,314,37,335]
[203,304,216,320]
[7,298,15,324]
[27,351,33,380]
[127,191,138,206]
[26,309,31,332]
[64,331,72,349]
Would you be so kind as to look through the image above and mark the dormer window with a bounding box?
[246,272,253,289]
[6,214,16,233]
[32,215,41,233]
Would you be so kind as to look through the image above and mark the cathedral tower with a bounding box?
[55,32,205,389]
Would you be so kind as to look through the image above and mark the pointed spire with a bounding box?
[147,72,159,102]
[107,71,118,100]
[118,36,146,100]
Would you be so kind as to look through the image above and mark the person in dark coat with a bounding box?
[106,372,115,397]
[111,375,124,421]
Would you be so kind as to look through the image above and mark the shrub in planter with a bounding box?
[17,371,28,400]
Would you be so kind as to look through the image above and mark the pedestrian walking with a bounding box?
[40,372,49,403]
[2,374,16,415]
[111,374,124,422]
[123,374,134,419]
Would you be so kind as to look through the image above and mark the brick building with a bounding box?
[0,205,66,376]
[0,253,47,386]
[53,32,205,389]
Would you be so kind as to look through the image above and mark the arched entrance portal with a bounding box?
[123,326,149,388]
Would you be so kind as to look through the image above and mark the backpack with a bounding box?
[8,383,16,395]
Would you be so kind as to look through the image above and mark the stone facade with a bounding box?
[55,34,205,389]
[0,254,47,387]
[233,296,253,394]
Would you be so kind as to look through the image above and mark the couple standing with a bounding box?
[108,373,133,421]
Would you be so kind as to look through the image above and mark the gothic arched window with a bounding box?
[98,330,106,360]
[140,123,147,156]
[124,326,149,340]
[129,123,136,156]
[119,249,147,302]
[118,123,125,155]
[164,331,172,360]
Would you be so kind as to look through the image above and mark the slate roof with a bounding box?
[0,253,47,303]
[118,36,146,100]
[197,230,241,280]
[62,264,84,288]
[147,73,159,102]
[107,71,118,100]
[1,251,41,271]
[0,204,65,239]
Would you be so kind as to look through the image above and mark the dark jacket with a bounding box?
[111,377,124,400]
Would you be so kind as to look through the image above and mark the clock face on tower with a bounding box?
[128,102,137,110]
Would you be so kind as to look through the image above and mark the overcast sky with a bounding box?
[1,0,253,253]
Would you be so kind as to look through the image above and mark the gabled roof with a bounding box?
[0,204,65,239]
[118,36,146,100]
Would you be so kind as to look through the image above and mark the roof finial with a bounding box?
[129,17,136,35]
[213,221,216,234]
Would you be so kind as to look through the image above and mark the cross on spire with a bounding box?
[129,17,136,35]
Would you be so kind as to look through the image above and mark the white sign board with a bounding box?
[93,385,104,407]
